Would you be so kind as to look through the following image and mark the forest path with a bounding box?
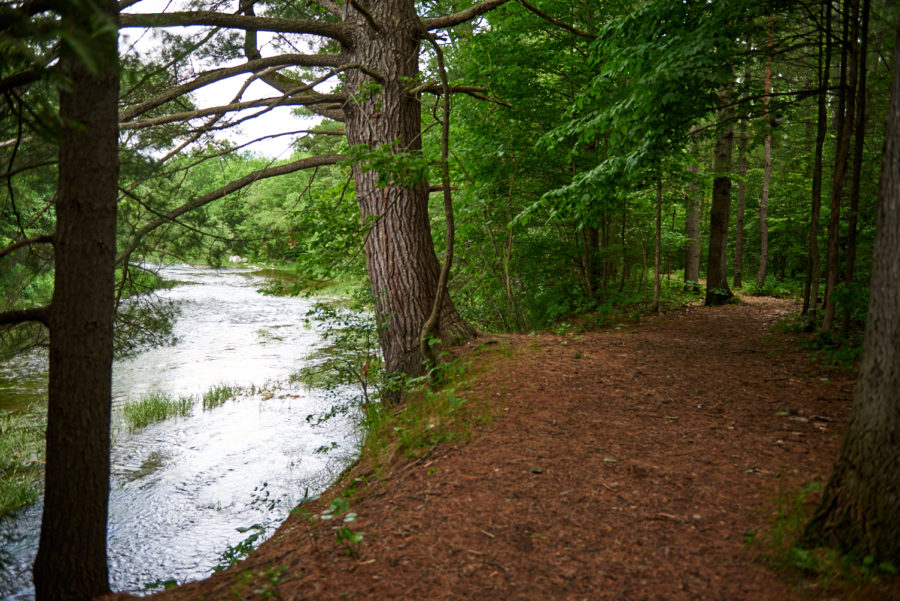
[144,297,894,601]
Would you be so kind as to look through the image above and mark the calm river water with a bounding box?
[0,265,358,598]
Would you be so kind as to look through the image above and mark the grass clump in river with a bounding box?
[123,392,193,431]
[0,412,45,517]
[202,384,242,410]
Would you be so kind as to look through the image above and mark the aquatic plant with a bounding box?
[122,392,193,431]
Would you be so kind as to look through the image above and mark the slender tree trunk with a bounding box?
[822,0,859,332]
[758,25,773,289]
[582,225,600,302]
[804,0,833,321]
[734,117,748,289]
[800,17,900,561]
[684,156,701,291]
[343,1,474,386]
[640,235,647,290]
[652,177,662,312]
[33,1,119,599]
[705,98,734,306]
[843,0,869,333]
[619,200,628,293]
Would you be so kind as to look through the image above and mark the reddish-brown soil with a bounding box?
[142,297,900,601]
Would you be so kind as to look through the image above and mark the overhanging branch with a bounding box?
[120,93,345,130]
[116,154,346,264]
[0,307,49,328]
[119,53,343,122]
[0,234,53,259]
[516,0,596,39]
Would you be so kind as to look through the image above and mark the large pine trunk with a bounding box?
[33,1,119,598]
[343,0,474,386]
[800,17,900,561]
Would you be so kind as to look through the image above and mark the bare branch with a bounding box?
[423,0,510,31]
[119,11,352,45]
[116,154,346,264]
[119,53,343,122]
[516,0,596,39]
[0,307,50,328]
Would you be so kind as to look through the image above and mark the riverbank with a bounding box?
[142,296,898,601]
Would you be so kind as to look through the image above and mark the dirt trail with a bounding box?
[145,297,899,601]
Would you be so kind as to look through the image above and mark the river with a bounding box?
[0,265,359,598]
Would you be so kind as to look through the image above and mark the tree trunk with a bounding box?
[804,0,832,321]
[822,0,859,332]
[582,224,600,302]
[757,16,774,290]
[33,1,119,599]
[842,0,870,333]
[705,101,734,306]
[800,18,900,561]
[652,177,662,312]
[343,1,474,386]
[684,156,701,291]
[734,117,747,289]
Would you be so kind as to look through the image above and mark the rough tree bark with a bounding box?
[343,0,475,386]
[704,101,734,306]
[32,0,119,599]
[799,16,900,561]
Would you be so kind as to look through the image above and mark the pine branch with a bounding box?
[116,154,346,264]
[119,53,343,122]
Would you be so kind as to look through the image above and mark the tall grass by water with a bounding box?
[122,392,193,431]
[0,412,45,517]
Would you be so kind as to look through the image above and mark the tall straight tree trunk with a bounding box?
[734,117,748,289]
[33,1,119,598]
[800,16,900,561]
[652,177,662,312]
[804,0,833,320]
[842,0,870,333]
[822,0,859,332]
[684,138,701,291]
[705,98,734,306]
[758,25,773,289]
[343,0,474,385]
[619,199,629,293]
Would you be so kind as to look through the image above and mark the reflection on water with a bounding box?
[0,265,357,598]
